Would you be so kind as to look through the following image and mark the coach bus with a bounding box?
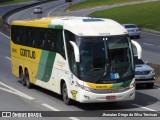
[11,16,142,104]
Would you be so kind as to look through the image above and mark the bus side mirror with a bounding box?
[70,41,80,62]
[131,40,142,59]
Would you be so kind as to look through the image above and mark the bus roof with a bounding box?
[12,16,128,36]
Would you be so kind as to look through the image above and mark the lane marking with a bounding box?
[41,103,60,111]
[0,82,35,100]
[47,3,68,16]
[5,56,11,61]
[143,43,153,46]
[7,10,21,24]
[0,31,10,39]
[132,104,157,111]
[47,0,82,17]
[142,31,160,37]
[41,103,80,120]
[0,86,17,95]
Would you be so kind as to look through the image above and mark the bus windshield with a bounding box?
[76,36,134,84]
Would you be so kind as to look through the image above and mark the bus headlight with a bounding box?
[125,83,135,89]
[76,82,94,92]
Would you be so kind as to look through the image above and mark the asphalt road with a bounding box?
[0,1,36,17]
[7,0,160,64]
[0,0,160,120]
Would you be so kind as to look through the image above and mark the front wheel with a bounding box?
[62,83,72,105]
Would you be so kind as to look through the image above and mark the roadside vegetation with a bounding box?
[0,0,32,5]
[149,63,160,85]
[90,1,160,31]
[68,0,143,11]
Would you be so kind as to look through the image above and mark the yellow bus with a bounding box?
[11,16,142,104]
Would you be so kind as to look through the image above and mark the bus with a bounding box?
[11,16,142,104]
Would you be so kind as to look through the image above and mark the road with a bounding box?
[0,1,36,17]
[0,0,160,120]
[6,0,160,64]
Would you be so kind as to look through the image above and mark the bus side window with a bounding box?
[11,26,18,44]
[56,30,65,59]
[65,30,77,75]
[37,28,45,49]
[46,29,53,51]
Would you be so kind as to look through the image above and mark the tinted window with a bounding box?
[11,25,65,59]
[124,25,137,28]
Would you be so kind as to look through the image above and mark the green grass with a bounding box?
[90,1,160,31]
[0,0,32,5]
[68,0,143,11]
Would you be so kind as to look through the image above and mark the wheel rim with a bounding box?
[26,76,29,86]
[63,85,68,101]
[20,71,25,86]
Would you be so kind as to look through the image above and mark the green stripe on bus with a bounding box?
[48,24,63,29]
[36,51,49,80]
[41,52,56,82]
[111,82,123,88]
[112,80,132,88]
[121,80,132,87]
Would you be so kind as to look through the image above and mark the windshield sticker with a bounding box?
[110,73,120,80]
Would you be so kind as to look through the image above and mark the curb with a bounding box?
[155,84,160,87]
[141,28,160,35]
[2,0,55,23]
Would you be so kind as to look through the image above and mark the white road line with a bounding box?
[132,104,157,111]
[7,9,24,24]
[47,3,68,17]
[5,56,11,60]
[0,31,10,39]
[41,103,60,111]
[0,82,35,100]
[143,43,153,46]
[142,31,160,37]
[0,87,17,95]
[41,103,80,120]
[47,0,82,17]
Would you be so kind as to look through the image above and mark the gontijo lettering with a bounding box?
[20,48,36,59]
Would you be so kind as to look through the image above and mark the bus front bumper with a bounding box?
[78,87,135,103]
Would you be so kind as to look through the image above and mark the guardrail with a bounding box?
[0,0,55,35]
[0,18,10,36]
[2,0,54,23]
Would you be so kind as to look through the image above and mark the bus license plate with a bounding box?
[106,96,116,100]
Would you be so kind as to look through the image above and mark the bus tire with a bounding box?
[62,83,72,105]
[24,70,32,89]
[19,69,25,86]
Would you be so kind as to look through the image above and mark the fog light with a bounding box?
[129,93,134,97]
[84,95,90,100]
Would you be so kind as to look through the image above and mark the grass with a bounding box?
[149,63,160,85]
[0,0,32,5]
[90,1,160,31]
[68,0,143,11]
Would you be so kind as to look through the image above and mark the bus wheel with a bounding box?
[62,83,71,105]
[24,70,32,89]
[20,69,25,86]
